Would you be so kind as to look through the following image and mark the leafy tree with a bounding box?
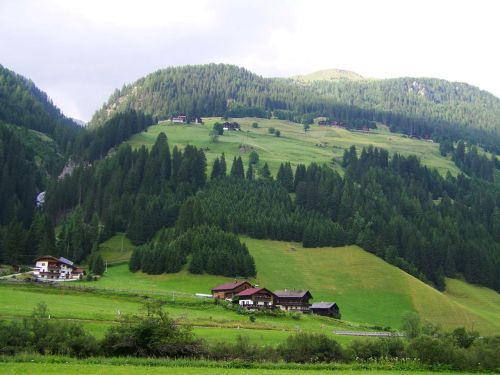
[401,311,421,339]
[212,122,224,135]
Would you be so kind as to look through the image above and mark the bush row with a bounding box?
[0,302,498,371]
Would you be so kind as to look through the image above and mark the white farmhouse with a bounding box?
[32,256,84,281]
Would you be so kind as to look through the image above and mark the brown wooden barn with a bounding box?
[310,302,340,318]
[274,290,313,312]
[211,280,253,299]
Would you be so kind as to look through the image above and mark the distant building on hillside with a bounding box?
[32,256,84,281]
[274,289,313,312]
[222,122,240,131]
[211,280,253,299]
[169,115,203,124]
[234,287,276,309]
[171,115,187,123]
[310,302,340,318]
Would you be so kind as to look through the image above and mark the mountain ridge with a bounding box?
[89,63,500,152]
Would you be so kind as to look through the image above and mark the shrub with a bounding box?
[251,122,259,128]
[268,127,275,134]
[101,301,206,358]
[348,338,406,361]
[275,130,281,137]
[278,333,344,363]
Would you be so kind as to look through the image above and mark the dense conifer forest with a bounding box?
[0,64,499,292]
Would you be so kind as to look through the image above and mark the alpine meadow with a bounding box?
[1,3,500,373]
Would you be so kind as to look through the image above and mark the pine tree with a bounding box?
[211,157,221,179]
[246,163,254,180]
[260,163,271,179]
[230,156,244,178]
[219,153,227,177]
[92,254,105,275]
[129,248,142,272]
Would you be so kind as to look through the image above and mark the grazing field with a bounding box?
[93,232,134,265]
[1,238,497,347]
[73,235,499,334]
[128,117,460,176]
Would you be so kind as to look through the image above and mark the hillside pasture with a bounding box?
[128,117,460,176]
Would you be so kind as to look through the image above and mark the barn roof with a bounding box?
[35,255,60,262]
[211,280,252,292]
[274,290,312,299]
[58,257,74,267]
[235,287,275,297]
[311,302,338,309]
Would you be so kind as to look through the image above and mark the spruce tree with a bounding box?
[219,153,227,177]
[260,163,271,179]
[246,163,254,180]
[92,254,105,275]
[211,157,221,180]
[129,248,142,272]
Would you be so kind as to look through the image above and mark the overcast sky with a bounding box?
[1,0,499,121]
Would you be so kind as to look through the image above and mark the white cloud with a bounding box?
[1,0,499,120]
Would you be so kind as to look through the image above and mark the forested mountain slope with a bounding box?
[90,64,500,151]
[0,65,81,153]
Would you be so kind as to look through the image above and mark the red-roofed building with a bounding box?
[211,280,253,299]
[234,287,276,309]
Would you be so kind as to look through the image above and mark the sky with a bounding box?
[1,0,499,122]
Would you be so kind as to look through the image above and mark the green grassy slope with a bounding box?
[245,238,500,333]
[128,117,460,176]
[76,235,500,333]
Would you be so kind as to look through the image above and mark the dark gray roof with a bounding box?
[58,257,75,267]
[274,290,312,298]
[311,302,337,309]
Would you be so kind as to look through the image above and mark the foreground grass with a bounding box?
[128,117,460,176]
[0,356,481,375]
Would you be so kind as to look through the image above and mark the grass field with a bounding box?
[1,236,498,348]
[0,362,480,375]
[128,117,460,176]
[94,233,134,265]
[72,235,500,334]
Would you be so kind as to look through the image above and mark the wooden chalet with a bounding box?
[170,115,187,123]
[222,122,240,131]
[274,289,313,312]
[211,280,253,299]
[310,302,340,318]
[32,256,84,281]
[234,287,276,309]
[169,115,203,124]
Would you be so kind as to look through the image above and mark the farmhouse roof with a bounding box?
[34,255,76,268]
[58,257,74,267]
[274,290,312,299]
[211,280,251,292]
[35,255,60,262]
[311,302,338,309]
[235,287,275,297]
